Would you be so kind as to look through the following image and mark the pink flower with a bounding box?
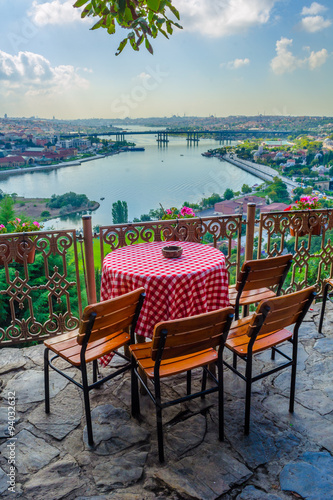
[33,221,40,227]
[16,218,21,223]
[166,209,172,215]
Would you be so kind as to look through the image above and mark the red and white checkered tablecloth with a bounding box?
[100,241,229,366]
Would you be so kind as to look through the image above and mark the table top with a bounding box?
[102,241,226,277]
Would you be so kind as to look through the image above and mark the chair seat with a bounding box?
[225,316,292,356]
[130,341,218,379]
[44,329,130,366]
[229,285,276,306]
[324,278,333,287]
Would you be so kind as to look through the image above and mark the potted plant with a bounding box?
[284,196,322,236]
[161,205,196,241]
[0,218,44,264]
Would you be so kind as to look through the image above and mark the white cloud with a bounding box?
[222,58,250,69]
[176,0,278,37]
[28,0,87,26]
[308,48,328,69]
[270,37,329,74]
[301,2,327,16]
[301,15,331,32]
[0,50,89,94]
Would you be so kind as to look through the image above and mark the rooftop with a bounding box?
[0,302,332,499]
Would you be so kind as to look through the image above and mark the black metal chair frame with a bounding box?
[224,290,315,435]
[131,313,234,463]
[318,279,333,333]
[234,257,293,320]
[44,293,145,447]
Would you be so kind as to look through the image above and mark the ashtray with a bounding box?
[162,245,183,259]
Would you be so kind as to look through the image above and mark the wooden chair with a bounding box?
[224,286,316,435]
[130,306,234,463]
[44,288,145,446]
[229,254,293,320]
[318,278,333,333]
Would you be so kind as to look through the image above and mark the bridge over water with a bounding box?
[61,129,304,145]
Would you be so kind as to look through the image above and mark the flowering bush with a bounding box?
[162,206,196,220]
[8,218,44,233]
[284,196,321,211]
[0,224,7,234]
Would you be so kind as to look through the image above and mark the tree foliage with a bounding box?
[112,200,128,223]
[73,0,182,55]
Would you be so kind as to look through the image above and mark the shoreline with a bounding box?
[222,153,298,192]
[0,151,122,178]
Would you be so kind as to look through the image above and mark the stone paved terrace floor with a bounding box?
[0,303,332,500]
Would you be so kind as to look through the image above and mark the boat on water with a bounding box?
[201,152,213,157]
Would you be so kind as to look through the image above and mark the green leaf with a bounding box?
[147,0,161,12]
[165,1,180,20]
[73,0,89,7]
[115,38,128,56]
[90,18,104,30]
[145,38,153,54]
[118,0,126,13]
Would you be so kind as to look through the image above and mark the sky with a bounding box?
[0,0,332,119]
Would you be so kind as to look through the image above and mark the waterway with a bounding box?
[0,126,261,230]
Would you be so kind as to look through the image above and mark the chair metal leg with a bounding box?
[289,340,297,413]
[233,352,237,369]
[243,305,249,318]
[318,282,329,333]
[201,366,207,398]
[93,359,98,383]
[155,379,164,463]
[218,360,224,441]
[81,362,94,446]
[244,354,252,435]
[131,356,140,418]
[44,348,50,414]
[271,347,276,360]
[186,371,191,395]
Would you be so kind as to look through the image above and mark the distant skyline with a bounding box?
[0,1,332,119]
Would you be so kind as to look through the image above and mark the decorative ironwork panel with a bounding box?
[258,209,333,295]
[99,216,242,283]
[0,230,82,346]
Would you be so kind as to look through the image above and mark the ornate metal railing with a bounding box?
[1,206,333,347]
[98,215,243,278]
[0,230,83,345]
[258,208,333,295]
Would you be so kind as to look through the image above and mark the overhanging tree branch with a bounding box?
[73,0,182,55]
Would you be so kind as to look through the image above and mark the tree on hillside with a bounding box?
[223,188,234,200]
[241,184,251,194]
[112,200,128,224]
[0,196,15,226]
[74,0,182,55]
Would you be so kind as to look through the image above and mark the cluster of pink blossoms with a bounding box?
[284,196,321,211]
[163,206,196,220]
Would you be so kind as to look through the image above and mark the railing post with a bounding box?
[245,203,256,261]
[82,215,97,305]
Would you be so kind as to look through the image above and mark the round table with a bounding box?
[100,241,229,345]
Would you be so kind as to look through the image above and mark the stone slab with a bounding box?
[0,406,20,439]
[280,451,333,500]
[155,443,252,500]
[236,485,283,499]
[84,404,150,454]
[0,429,59,475]
[28,384,82,440]
[93,449,148,492]
[0,348,26,374]
[23,454,83,500]
[0,467,8,495]
[1,369,72,405]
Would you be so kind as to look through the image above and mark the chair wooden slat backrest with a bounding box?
[236,254,293,292]
[77,288,145,345]
[151,307,234,361]
[247,286,316,339]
